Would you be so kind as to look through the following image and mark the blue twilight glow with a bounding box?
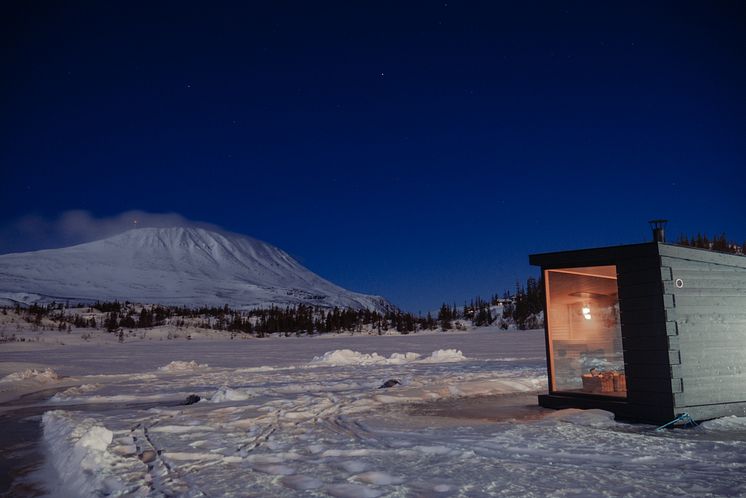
[1,2,744,311]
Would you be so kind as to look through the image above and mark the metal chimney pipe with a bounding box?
[648,219,668,243]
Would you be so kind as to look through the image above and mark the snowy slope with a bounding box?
[0,227,391,311]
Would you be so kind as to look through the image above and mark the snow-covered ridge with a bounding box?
[0,227,391,311]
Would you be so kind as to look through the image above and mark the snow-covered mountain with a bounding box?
[0,227,392,311]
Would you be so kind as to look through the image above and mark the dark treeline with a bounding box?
[436,274,545,330]
[176,304,426,336]
[9,273,548,335]
[8,301,440,336]
[676,233,745,255]
[502,276,545,329]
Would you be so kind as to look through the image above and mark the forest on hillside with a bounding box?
[3,273,544,340]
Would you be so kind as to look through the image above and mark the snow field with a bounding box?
[2,328,745,496]
[32,341,547,496]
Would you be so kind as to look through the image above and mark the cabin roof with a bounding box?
[530,242,746,269]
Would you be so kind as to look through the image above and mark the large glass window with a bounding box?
[545,265,626,397]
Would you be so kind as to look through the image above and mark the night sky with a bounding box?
[1,2,744,312]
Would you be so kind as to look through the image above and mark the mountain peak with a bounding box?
[0,228,391,311]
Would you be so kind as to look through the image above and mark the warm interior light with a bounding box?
[545,265,626,397]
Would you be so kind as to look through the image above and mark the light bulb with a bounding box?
[582,306,592,320]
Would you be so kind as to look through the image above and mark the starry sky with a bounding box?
[1,2,745,312]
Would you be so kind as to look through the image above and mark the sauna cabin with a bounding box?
[530,236,746,423]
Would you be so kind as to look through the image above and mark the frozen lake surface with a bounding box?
[2,328,746,497]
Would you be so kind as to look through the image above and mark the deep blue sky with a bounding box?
[1,2,744,312]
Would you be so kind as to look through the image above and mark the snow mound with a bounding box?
[42,411,124,496]
[310,349,467,366]
[158,360,208,372]
[388,352,422,363]
[545,408,617,428]
[236,365,286,373]
[420,349,466,363]
[701,416,746,431]
[311,350,417,366]
[50,384,100,401]
[51,393,178,404]
[0,367,59,383]
[210,386,255,403]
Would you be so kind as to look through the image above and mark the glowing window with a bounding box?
[545,265,626,397]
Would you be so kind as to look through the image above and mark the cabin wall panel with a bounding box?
[625,380,677,394]
[676,384,746,406]
[618,294,672,311]
[619,281,664,299]
[674,310,746,320]
[622,361,672,378]
[617,268,667,287]
[676,364,745,377]
[627,391,674,406]
[677,328,746,343]
[683,402,746,420]
[675,296,746,308]
[663,283,746,296]
[660,255,746,271]
[619,308,666,325]
[620,335,668,350]
[666,276,746,289]
[622,349,671,365]
[665,251,746,412]
[659,245,746,268]
[618,322,676,337]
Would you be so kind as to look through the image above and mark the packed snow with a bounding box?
[0,367,59,383]
[2,328,746,497]
[157,360,209,372]
[309,349,465,366]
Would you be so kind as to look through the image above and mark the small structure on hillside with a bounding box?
[530,222,746,423]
